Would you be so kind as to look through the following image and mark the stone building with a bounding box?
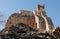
[3,4,54,33]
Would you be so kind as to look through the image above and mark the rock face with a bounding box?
[4,10,36,33]
[3,4,54,33]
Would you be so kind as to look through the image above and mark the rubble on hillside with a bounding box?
[0,23,60,39]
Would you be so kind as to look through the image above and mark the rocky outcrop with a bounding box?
[4,11,36,33]
[3,4,54,33]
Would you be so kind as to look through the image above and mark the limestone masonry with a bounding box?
[4,4,54,33]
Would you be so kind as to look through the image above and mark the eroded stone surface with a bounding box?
[4,4,54,33]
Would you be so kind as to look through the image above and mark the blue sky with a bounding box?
[0,0,60,30]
